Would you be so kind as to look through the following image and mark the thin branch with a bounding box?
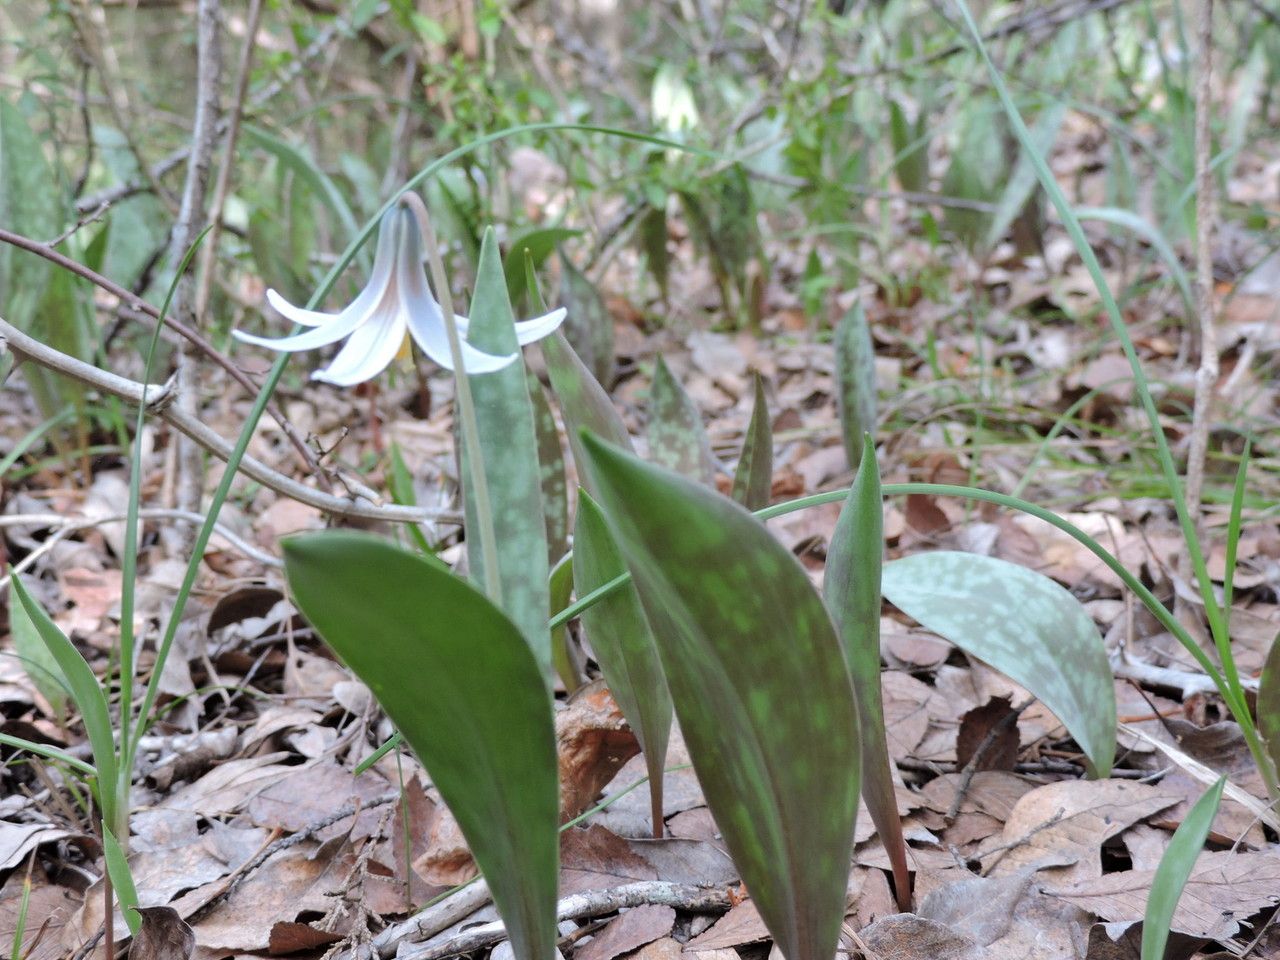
[193,0,265,323]
[396,883,734,960]
[0,508,282,590]
[0,225,328,487]
[0,317,458,527]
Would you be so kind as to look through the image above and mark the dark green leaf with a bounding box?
[823,435,909,911]
[578,434,859,960]
[731,373,773,511]
[574,491,672,838]
[835,302,876,470]
[882,551,1115,777]
[889,100,928,194]
[647,356,715,485]
[548,553,582,693]
[557,253,614,387]
[388,443,433,555]
[639,205,670,299]
[465,228,552,679]
[1141,777,1225,960]
[283,532,558,960]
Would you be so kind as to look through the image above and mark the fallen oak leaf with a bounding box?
[128,906,195,960]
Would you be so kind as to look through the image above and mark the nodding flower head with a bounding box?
[234,204,566,386]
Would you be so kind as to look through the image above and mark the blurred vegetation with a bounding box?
[2,0,1279,494]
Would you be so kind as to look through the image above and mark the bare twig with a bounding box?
[193,0,264,323]
[1184,0,1218,526]
[0,225,329,487]
[0,509,282,588]
[369,880,493,960]
[0,317,458,527]
[165,0,224,554]
[396,883,734,960]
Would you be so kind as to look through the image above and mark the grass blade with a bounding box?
[579,432,859,960]
[284,532,559,960]
[1141,777,1225,960]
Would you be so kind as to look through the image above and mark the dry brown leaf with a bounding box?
[857,914,980,960]
[1046,850,1280,940]
[558,681,642,821]
[0,883,78,960]
[684,899,769,951]
[128,906,195,960]
[576,905,675,960]
[955,697,1020,772]
[560,825,657,897]
[982,780,1181,884]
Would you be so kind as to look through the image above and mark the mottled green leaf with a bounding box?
[731,373,773,511]
[10,576,118,826]
[941,99,1004,248]
[94,126,167,292]
[647,356,715,486]
[528,371,568,566]
[823,435,909,910]
[557,253,614,387]
[464,228,551,679]
[283,533,558,960]
[1258,635,1280,780]
[882,551,1115,777]
[574,491,672,838]
[579,434,859,960]
[503,227,580,304]
[1141,777,1225,960]
[835,302,876,470]
[542,330,632,495]
[889,99,928,193]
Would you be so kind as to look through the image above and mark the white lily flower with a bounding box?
[234,205,567,386]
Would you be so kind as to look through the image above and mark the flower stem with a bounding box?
[403,193,503,602]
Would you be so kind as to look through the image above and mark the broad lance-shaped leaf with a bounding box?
[7,579,70,720]
[10,576,119,828]
[823,435,910,911]
[731,372,773,511]
[579,432,859,960]
[648,355,716,485]
[1141,777,1225,960]
[882,551,1116,777]
[574,491,672,838]
[835,302,876,471]
[541,330,632,494]
[464,227,551,679]
[283,533,558,960]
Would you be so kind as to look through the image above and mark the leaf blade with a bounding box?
[283,532,559,960]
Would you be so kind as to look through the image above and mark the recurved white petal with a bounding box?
[511,307,567,345]
[312,309,407,386]
[264,289,336,328]
[232,308,366,352]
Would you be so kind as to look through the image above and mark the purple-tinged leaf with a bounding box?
[730,372,773,511]
[823,435,910,911]
[579,433,859,960]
